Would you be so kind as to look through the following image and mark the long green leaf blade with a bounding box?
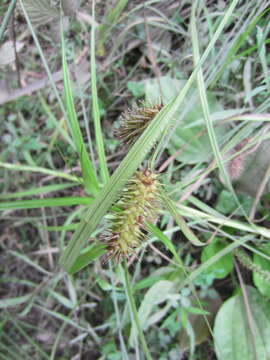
[91,1,109,183]
[61,24,99,195]
[69,243,106,274]
[0,183,76,200]
[0,197,93,210]
[0,0,17,42]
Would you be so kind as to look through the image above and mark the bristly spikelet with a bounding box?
[115,102,163,145]
[234,249,270,282]
[105,169,161,263]
[225,138,250,180]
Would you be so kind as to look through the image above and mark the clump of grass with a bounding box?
[104,168,161,262]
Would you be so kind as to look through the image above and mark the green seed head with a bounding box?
[115,102,163,146]
[105,169,161,262]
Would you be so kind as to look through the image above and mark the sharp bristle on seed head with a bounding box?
[103,169,161,263]
[115,102,163,146]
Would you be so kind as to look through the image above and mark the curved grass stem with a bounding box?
[122,261,152,360]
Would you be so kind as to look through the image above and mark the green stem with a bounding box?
[0,0,17,43]
[110,262,129,359]
[91,0,109,183]
[123,261,152,360]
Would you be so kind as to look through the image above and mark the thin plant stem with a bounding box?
[91,0,109,183]
[122,261,152,360]
[109,262,129,359]
[0,0,17,43]
[235,261,258,360]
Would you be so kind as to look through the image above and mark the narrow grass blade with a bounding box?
[162,192,206,246]
[97,0,129,56]
[0,161,81,183]
[191,3,229,194]
[69,243,106,274]
[0,197,93,210]
[211,6,270,87]
[0,183,76,200]
[177,204,270,239]
[147,223,183,266]
[10,251,51,275]
[61,25,99,195]
[182,238,248,288]
[91,1,109,183]
[0,0,17,42]
[19,0,67,118]
[191,2,249,224]
[10,320,50,360]
[36,306,93,333]
[38,93,75,149]
[0,294,32,309]
[59,0,241,271]
[40,224,79,231]
[122,261,153,360]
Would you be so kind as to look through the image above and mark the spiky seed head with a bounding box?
[226,138,250,180]
[104,169,161,263]
[115,102,163,146]
[234,248,270,282]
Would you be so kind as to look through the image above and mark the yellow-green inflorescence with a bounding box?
[105,169,161,262]
[116,102,163,146]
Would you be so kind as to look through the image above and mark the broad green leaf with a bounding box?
[145,76,185,104]
[133,276,164,292]
[216,190,253,215]
[201,238,233,279]
[129,280,175,346]
[253,244,270,298]
[127,81,145,98]
[214,286,270,360]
